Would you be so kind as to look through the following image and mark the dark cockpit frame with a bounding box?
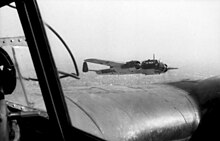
[0,0,103,141]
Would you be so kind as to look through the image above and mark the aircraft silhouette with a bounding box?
[83,55,177,75]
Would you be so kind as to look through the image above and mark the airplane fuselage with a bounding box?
[95,65,166,75]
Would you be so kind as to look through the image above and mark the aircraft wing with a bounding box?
[84,58,124,67]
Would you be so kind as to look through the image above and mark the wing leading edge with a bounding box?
[84,59,124,67]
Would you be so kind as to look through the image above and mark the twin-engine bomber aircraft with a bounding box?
[83,55,177,75]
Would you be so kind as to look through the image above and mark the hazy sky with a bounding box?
[1,0,220,74]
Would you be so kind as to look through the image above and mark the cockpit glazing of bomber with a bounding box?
[1,1,220,141]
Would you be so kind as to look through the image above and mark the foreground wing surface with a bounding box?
[65,84,200,141]
[84,59,124,67]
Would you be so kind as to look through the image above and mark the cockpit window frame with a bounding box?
[0,0,103,140]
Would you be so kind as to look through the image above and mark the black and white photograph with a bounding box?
[0,0,220,140]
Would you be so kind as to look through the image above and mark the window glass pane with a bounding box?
[0,4,46,111]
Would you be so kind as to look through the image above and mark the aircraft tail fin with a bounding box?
[83,62,89,72]
[82,61,99,73]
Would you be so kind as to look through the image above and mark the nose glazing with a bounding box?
[163,64,168,72]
